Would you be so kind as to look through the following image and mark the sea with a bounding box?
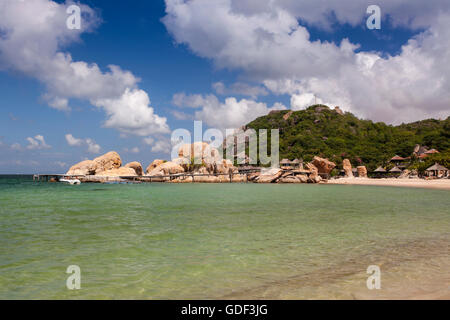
[0,175,449,299]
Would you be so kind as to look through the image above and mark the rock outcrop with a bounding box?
[357,166,368,178]
[66,151,122,176]
[334,106,344,115]
[311,156,336,174]
[125,162,143,176]
[279,176,301,183]
[92,151,122,174]
[148,161,185,176]
[257,168,283,183]
[146,159,165,174]
[342,159,353,178]
[305,163,322,183]
[283,110,293,121]
[96,167,137,177]
[66,160,95,176]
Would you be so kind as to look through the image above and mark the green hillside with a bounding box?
[246,105,450,171]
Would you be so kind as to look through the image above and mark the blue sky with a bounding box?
[0,0,448,173]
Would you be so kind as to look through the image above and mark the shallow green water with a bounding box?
[0,176,449,299]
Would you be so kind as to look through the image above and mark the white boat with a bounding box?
[60,178,81,185]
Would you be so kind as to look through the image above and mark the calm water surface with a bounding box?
[0,176,449,299]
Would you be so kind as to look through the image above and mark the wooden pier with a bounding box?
[33,168,262,184]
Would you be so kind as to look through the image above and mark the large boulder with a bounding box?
[171,157,190,171]
[257,168,283,183]
[92,151,122,174]
[125,162,143,176]
[96,167,137,177]
[148,161,184,176]
[305,163,322,183]
[278,176,301,183]
[66,160,95,176]
[146,159,165,174]
[357,166,368,178]
[342,159,353,178]
[311,156,336,174]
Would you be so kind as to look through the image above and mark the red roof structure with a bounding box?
[390,155,405,161]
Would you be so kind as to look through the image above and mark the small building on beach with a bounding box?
[425,163,449,178]
[373,166,387,178]
[389,166,403,176]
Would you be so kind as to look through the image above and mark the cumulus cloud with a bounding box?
[163,0,450,123]
[65,134,101,154]
[173,93,286,129]
[143,136,171,154]
[0,0,169,135]
[26,135,51,150]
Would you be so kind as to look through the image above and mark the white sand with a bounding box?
[326,177,450,190]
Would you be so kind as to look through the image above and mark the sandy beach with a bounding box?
[326,177,450,191]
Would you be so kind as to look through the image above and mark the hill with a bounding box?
[245,105,450,171]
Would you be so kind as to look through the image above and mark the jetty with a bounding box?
[33,168,264,184]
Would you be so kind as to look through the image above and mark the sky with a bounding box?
[0,0,449,173]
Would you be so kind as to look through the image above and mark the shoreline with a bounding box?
[326,177,450,191]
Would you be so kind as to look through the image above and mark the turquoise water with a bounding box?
[0,176,449,299]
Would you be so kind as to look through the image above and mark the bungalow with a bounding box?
[373,166,387,178]
[389,166,403,176]
[425,163,449,178]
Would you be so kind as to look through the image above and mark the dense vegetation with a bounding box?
[246,105,450,171]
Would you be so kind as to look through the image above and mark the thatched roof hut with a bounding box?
[425,163,449,178]
[374,166,387,173]
[389,166,402,173]
[426,163,448,171]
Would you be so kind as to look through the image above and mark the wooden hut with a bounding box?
[389,166,402,176]
[373,166,387,178]
[425,163,449,178]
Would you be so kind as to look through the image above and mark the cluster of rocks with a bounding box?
[256,156,336,184]
[65,143,339,184]
[341,159,368,178]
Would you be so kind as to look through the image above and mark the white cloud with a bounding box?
[143,136,171,154]
[0,0,169,135]
[174,93,286,129]
[163,0,450,124]
[65,134,101,154]
[93,88,169,136]
[65,134,83,147]
[26,135,51,150]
